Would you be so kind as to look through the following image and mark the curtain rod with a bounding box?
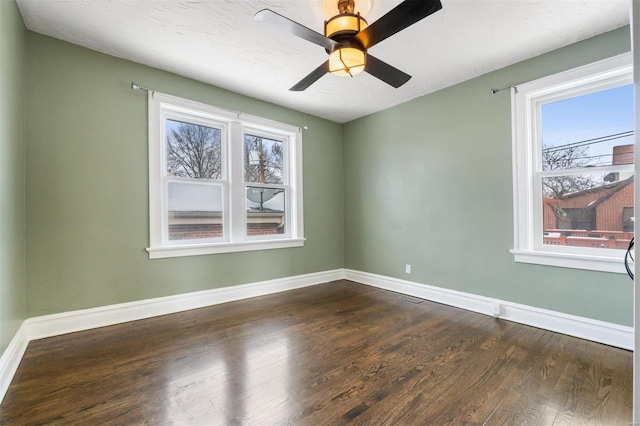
[130,82,308,131]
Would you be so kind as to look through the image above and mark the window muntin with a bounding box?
[511,53,633,273]
[147,93,304,258]
[536,84,634,254]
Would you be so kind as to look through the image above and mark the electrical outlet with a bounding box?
[405,264,411,274]
[492,303,501,318]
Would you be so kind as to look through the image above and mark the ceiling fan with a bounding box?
[255,0,443,91]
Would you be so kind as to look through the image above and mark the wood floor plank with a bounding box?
[0,281,632,425]
[426,325,546,424]
[601,344,630,423]
[551,338,591,425]
[497,331,568,425]
[449,330,546,424]
[340,310,512,424]
[570,341,611,425]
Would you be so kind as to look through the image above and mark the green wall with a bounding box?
[25,33,344,317]
[18,22,635,327]
[344,26,633,326]
[0,0,27,353]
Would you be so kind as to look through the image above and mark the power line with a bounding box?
[542,130,633,153]
[543,132,633,153]
[571,153,613,161]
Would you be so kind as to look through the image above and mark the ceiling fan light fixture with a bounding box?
[256,0,443,90]
[325,13,368,38]
[329,47,366,77]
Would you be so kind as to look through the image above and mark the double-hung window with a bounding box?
[511,53,633,273]
[147,93,304,259]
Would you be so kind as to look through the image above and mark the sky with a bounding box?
[541,83,634,167]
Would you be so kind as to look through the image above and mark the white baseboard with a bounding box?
[344,269,633,350]
[0,269,343,403]
[26,269,345,341]
[1,267,633,405]
[0,322,29,402]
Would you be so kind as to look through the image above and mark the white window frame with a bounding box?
[147,93,304,259]
[511,52,633,273]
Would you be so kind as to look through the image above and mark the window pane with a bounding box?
[244,134,284,184]
[541,84,633,170]
[166,119,222,179]
[542,173,633,249]
[168,182,223,241]
[246,186,285,236]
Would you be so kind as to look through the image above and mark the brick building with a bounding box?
[543,176,634,233]
[542,144,634,249]
[168,210,285,240]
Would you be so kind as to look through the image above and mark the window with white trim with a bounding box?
[147,93,304,259]
[511,53,633,273]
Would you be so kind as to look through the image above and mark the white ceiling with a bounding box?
[16,0,630,123]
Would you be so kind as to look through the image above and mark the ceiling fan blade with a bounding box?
[365,55,411,88]
[290,61,329,91]
[355,0,442,49]
[255,9,338,51]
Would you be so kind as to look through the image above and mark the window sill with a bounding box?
[510,249,628,274]
[147,238,305,259]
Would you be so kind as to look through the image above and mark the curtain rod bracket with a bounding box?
[490,85,519,95]
[131,82,156,97]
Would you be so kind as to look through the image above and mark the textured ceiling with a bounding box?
[16,0,630,123]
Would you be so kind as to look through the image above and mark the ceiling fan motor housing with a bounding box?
[324,12,367,53]
[324,10,368,76]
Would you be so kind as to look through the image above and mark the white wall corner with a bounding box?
[343,269,633,350]
[0,322,30,403]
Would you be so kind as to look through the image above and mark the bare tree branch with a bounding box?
[542,143,600,198]
[167,121,222,179]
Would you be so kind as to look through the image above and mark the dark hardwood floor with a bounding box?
[0,281,632,425]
